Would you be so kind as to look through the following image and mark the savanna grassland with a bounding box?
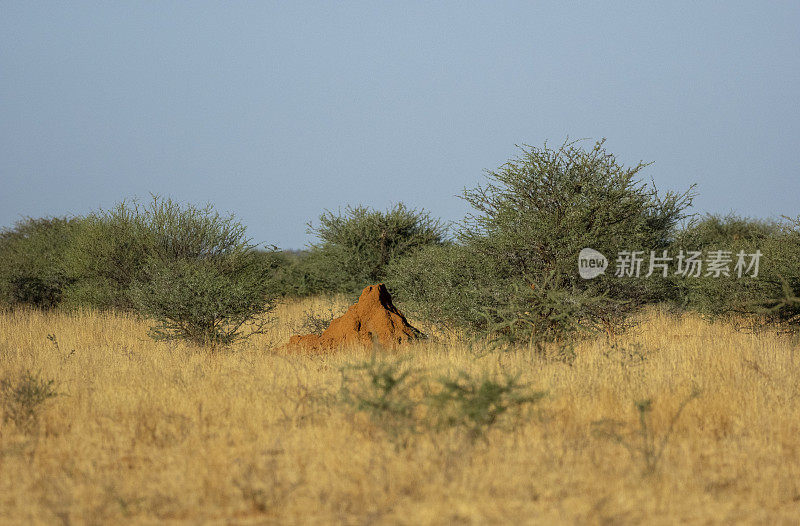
[1,296,799,525]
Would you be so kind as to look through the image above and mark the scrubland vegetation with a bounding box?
[1,139,799,523]
[2,302,800,523]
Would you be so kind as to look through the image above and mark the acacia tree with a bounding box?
[67,196,277,346]
[460,139,692,285]
[0,217,81,309]
[671,214,800,325]
[390,139,695,347]
[303,203,448,294]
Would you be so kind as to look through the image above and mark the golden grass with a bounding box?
[1,297,799,525]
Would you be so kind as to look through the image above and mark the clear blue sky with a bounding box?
[2,2,799,249]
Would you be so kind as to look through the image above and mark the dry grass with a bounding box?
[1,297,799,525]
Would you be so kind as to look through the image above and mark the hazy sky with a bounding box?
[2,2,799,249]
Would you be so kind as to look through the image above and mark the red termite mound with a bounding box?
[286,283,423,352]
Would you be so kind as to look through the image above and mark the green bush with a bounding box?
[671,214,800,324]
[386,243,489,330]
[0,217,81,309]
[0,198,287,336]
[758,273,800,326]
[458,139,692,308]
[305,203,448,294]
[338,357,545,441]
[93,197,278,346]
[62,196,258,311]
[428,371,546,440]
[284,248,349,296]
[339,357,421,437]
[761,217,800,325]
[389,139,694,346]
[129,255,276,346]
[0,369,59,433]
[61,200,159,309]
[254,250,304,297]
[673,214,780,247]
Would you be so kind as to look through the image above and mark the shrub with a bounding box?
[458,139,692,311]
[388,247,611,351]
[305,203,448,294]
[98,196,279,346]
[592,389,700,476]
[339,357,421,437]
[0,369,59,433]
[61,200,158,309]
[129,255,276,346]
[386,243,489,330]
[63,196,259,311]
[477,273,616,352]
[286,248,351,296]
[390,139,694,345]
[671,214,800,324]
[428,371,546,440]
[747,217,800,326]
[673,214,780,247]
[338,357,546,441]
[0,217,81,309]
[254,249,310,297]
